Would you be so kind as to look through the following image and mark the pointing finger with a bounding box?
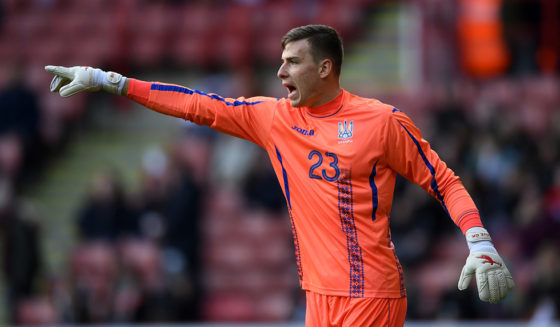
[45,65,73,79]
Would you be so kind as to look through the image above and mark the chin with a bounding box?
[290,99,302,107]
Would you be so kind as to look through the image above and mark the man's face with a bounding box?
[277,39,323,107]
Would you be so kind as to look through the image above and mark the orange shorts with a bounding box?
[305,291,407,327]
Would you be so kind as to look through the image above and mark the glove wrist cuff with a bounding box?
[103,72,127,95]
[465,228,497,253]
[465,227,492,243]
[93,69,126,95]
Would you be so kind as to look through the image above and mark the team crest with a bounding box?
[338,120,353,140]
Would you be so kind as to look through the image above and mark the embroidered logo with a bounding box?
[477,255,502,267]
[338,120,353,140]
[292,125,315,136]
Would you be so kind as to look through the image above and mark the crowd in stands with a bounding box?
[0,0,559,325]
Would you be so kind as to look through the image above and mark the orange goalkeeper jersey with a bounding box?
[127,79,482,298]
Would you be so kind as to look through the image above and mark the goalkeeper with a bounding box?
[46,25,513,326]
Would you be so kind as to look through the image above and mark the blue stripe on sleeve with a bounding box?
[396,120,451,217]
[272,147,302,282]
[151,83,264,106]
[369,161,378,221]
[275,146,291,210]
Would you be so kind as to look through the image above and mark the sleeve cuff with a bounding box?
[457,211,484,235]
[126,78,151,106]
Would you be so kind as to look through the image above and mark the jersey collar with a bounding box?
[305,89,345,118]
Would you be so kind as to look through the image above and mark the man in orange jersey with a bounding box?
[46,25,513,326]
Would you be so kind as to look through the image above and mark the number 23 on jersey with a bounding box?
[308,150,340,182]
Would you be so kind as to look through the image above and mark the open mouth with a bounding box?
[283,83,297,98]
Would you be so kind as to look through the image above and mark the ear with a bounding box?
[318,59,333,78]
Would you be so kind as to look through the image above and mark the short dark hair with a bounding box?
[281,24,344,76]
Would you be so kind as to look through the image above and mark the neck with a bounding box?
[309,82,341,108]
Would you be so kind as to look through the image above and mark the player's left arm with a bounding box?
[383,108,514,304]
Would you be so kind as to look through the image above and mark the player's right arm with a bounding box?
[45,65,277,147]
[382,108,514,303]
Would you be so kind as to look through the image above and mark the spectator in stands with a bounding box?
[501,0,542,75]
[243,150,286,213]
[69,241,118,323]
[118,238,177,322]
[136,139,207,321]
[0,65,40,184]
[0,133,24,185]
[0,180,43,323]
[76,168,134,242]
[528,240,560,322]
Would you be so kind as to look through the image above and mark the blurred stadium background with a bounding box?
[0,0,559,325]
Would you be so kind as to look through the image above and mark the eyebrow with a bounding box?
[282,56,301,62]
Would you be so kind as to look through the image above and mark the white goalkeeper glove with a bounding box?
[45,65,126,97]
[458,227,514,303]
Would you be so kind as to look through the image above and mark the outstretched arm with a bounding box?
[45,65,278,148]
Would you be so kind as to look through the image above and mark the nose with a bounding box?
[277,63,287,79]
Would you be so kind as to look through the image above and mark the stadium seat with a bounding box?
[254,290,294,321]
[16,9,50,40]
[254,2,300,64]
[203,238,255,271]
[169,4,224,67]
[218,32,253,68]
[128,5,169,68]
[15,296,58,325]
[202,292,255,322]
[314,2,362,38]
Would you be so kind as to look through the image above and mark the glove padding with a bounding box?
[45,65,125,97]
[458,251,514,303]
[458,227,514,304]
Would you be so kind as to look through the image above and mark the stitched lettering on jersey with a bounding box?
[292,125,315,136]
[337,169,364,297]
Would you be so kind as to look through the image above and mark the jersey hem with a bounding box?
[301,281,406,298]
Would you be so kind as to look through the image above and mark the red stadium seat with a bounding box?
[254,2,300,64]
[254,290,294,321]
[218,32,253,68]
[170,4,224,67]
[202,292,255,321]
[203,238,256,271]
[314,2,362,38]
[128,4,169,67]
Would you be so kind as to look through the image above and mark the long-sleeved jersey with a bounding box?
[127,79,482,298]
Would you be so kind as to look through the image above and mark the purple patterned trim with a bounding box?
[337,169,364,298]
